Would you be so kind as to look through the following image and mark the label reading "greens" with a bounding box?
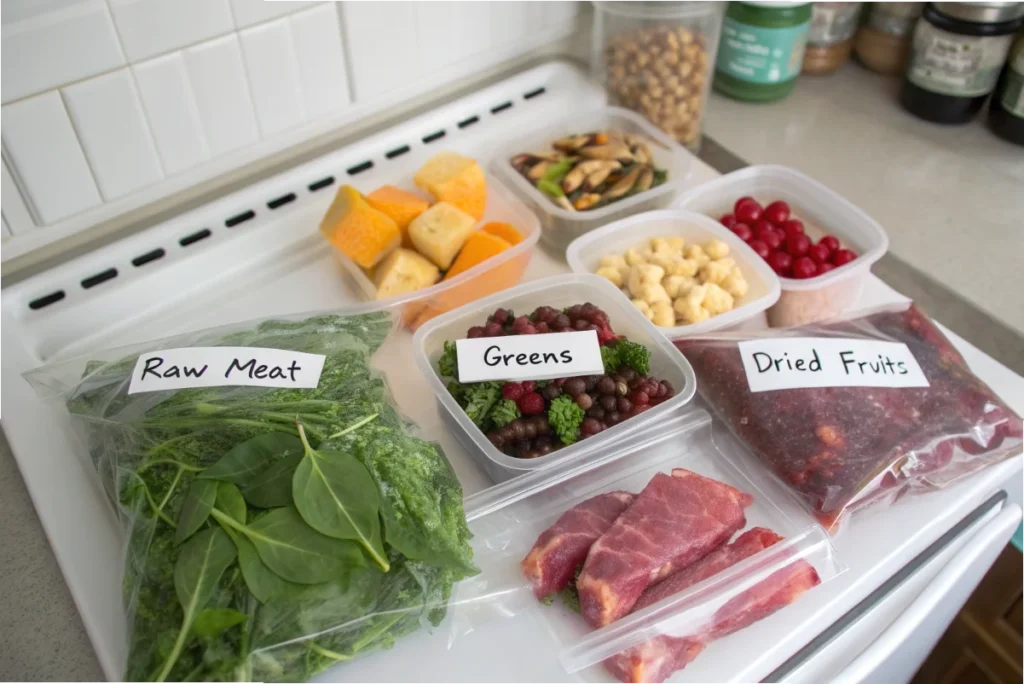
[716,16,809,84]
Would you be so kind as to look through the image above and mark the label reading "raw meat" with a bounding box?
[128,347,326,395]
[455,330,604,383]
[738,337,930,393]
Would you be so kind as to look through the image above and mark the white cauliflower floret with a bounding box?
[599,254,628,272]
[665,236,685,252]
[595,266,624,288]
[702,282,735,315]
[703,239,730,260]
[722,272,749,299]
[639,282,671,305]
[650,237,672,254]
[648,250,681,273]
[625,248,647,266]
[667,258,699,277]
[627,263,665,297]
[632,298,654,321]
[651,301,675,327]
[685,244,710,268]
[699,260,732,285]
[674,298,711,324]
[663,274,696,298]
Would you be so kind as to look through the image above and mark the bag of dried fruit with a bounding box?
[674,303,1023,532]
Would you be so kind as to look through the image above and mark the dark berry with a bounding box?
[564,378,586,397]
[585,375,600,391]
[521,381,536,392]
[581,418,602,436]
[501,382,524,401]
[631,390,650,406]
[575,393,594,411]
[467,326,485,338]
[606,411,622,426]
[554,377,567,388]
[573,318,590,331]
[508,420,527,441]
[484,321,502,337]
[536,322,550,333]
[554,314,571,330]
[587,406,606,420]
[617,397,633,414]
[517,392,545,415]
[492,308,510,325]
[620,367,637,382]
[600,395,618,411]
[511,315,531,333]
[521,323,538,334]
[597,377,616,395]
[541,385,561,401]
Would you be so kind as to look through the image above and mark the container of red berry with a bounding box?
[412,273,697,482]
[674,165,889,327]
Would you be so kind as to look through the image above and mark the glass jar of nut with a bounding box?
[592,2,726,152]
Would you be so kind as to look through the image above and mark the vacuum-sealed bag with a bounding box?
[26,311,477,682]
[674,303,1023,532]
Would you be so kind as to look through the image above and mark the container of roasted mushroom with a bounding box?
[494,107,695,252]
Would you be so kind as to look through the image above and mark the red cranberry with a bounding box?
[720,213,737,229]
[818,263,836,275]
[764,201,790,225]
[734,196,758,214]
[786,233,811,257]
[735,201,763,225]
[808,243,832,264]
[483,321,503,336]
[781,219,804,236]
[791,256,818,279]
[732,223,754,242]
[819,235,840,253]
[753,218,775,235]
[768,251,793,277]
[492,308,510,325]
[758,228,782,250]
[467,326,485,338]
[748,240,770,260]
[832,249,857,267]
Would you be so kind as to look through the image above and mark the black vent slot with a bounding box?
[308,176,335,192]
[524,87,546,99]
[29,290,66,310]
[422,130,445,144]
[267,193,296,210]
[491,101,513,114]
[458,115,479,129]
[385,145,410,159]
[132,248,165,267]
[81,268,117,289]
[346,160,373,175]
[225,210,255,227]
[180,229,212,247]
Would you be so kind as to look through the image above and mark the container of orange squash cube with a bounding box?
[319,151,541,331]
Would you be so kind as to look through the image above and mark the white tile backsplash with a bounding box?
[133,54,211,175]
[230,0,313,29]
[183,35,260,156]
[108,0,235,63]
[239,19,305,137]
[1,0,125,103]
[1,157,40,234]
[289,5,350,120]
[62,69,164,200]
[1,91,101,224]
[342,1,420,102]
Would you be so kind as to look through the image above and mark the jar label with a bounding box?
[808,2,863,46]
[866,7,918,37]
[716,17,809,85]
[1000,59,1024,118]
[907,22,1013,97]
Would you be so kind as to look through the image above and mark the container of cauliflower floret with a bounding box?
[566,209,781,337]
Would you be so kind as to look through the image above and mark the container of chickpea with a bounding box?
[592,1,725,151]
[566,209,781,336]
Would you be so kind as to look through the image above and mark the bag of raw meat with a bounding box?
[674,303,1023,532]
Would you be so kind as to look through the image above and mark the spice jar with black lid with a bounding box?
[900,2,1024,124]
[988,32,1024,145]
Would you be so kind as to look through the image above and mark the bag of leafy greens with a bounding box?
[26,310,477,682]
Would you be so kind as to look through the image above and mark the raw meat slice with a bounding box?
[632,527,783,613]
[578,469,753,628]
[521,491,635,599]
[603,531,820,683]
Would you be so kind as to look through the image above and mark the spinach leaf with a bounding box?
[212,506,364,585]
[201,433,304,490]
[292,423,388,571]
[239,451,303,508]
[175,479,217,543]
[192,607,248,637]
[215,482,247,524]
[224,527,302,604]
[156,527,236,680]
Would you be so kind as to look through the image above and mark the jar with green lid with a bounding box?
[988,32,1024,145]
[714,1,813,102]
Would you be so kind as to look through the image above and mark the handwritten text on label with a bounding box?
[127,347,326,395]
[455,330,604,383]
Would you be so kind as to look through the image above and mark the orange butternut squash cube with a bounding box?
[366,185,430,248]
[444,231,511,281]
[480,221,523,246]
[319,185,400,269]
[414,151,487,220]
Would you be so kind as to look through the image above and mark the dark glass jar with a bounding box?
[900,2,1024,124]
[988,32,1024,145]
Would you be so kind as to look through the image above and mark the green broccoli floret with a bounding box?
[446,381,467,407]
[463,382,501,428]
[548,395,584,446]
[616,340,651,375]
[438,341,458,378]
[490,399,520,428]
[601,345,620,374]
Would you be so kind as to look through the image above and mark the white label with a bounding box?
[128,347,326,395]
[738,338,930,393]
[455,331,604,383]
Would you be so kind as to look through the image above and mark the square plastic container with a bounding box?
[674,165,889,328]
[565,209,781,336]
[412,273,697,483]
[491,106,698,253]
[333,173,541,331]
[455,408,842,682]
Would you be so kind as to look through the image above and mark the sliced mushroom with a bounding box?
[579,143,634,162]
[632,143,653,165]
[553,195,576,211]
[563,159,620,193]
[527,161,551,181]
[552,134,592,151]
[603,166,641,200]
[573,193,602,210]
[584,166,616,191]
[635,166,654,192]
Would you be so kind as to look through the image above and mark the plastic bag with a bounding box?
[25,310,478,682]
[674,303,1023,532]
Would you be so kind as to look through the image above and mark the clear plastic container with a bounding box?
[457,408,843,682]
[565,209,781,336]
[591,2,725,151]
[412,273,697,482]
[492,107,697,254]
[333,173,541,331]
[673,165,889,328]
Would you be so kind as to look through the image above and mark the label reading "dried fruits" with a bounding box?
[738,337,929,392]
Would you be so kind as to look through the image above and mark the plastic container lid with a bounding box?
[412,273,697,482]
[565,209,781,336]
